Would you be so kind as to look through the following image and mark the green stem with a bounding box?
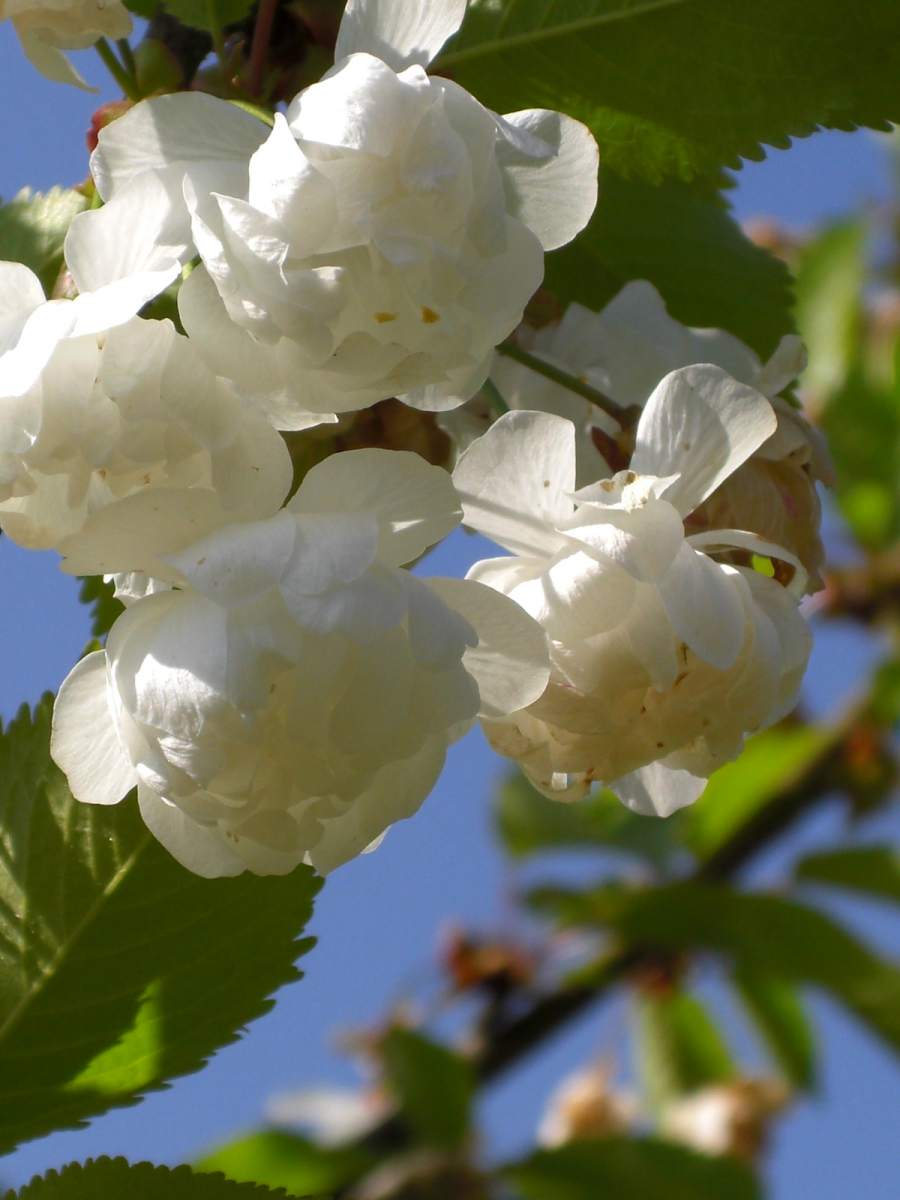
[116,37,137,75]
[497,340,636,427]
[482,376,509,416]
[95,37,140,101]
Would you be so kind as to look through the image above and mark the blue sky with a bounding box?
[0,24,898,1197]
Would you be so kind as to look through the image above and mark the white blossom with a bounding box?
[51,448,550,876]
[453,366,812,815]
[64,0,598,429]
[0,263,292,577]
[661,1079,789,1161]
[444,281,829,587]
[4,0,131,88]
[538,1063,637,1148]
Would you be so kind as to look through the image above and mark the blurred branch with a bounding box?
[817,549,900,623]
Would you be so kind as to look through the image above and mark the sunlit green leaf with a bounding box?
[0,699,320,1153]
[382,1028,474,1151]
[444,0,900,183]
[794,220,866,395]
[504,1136,761,1200]
[77,576,124,640]
[545,171,793,358]
[795,845,900,904]
[681,726,834,860]
[733,969,817,1090]
[0,187,87,295]
[197,1130,372,1195]
[7,1157,294,1198]
[635,991,733,1110]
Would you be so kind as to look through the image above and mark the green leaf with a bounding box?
[545,171,794,358]
[125,0,255,32]
[822,359,900,550]
[794,846,900,905]
[496,772,676,868]
[443,0,900,183]
[732,969,817,1090]
[0,699,320,1153]
[197,1130,372,1195]
[504,1137,761,1200]
[0,188,87,295]
[635,991,733,1110]
[681,726,834,861]
[7,1158,295,1198]
[558,882,900,1055]
[793,220,866,395]
[382,1028,474,1150]
[77,575,124,639]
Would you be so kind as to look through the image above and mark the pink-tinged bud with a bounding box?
[86,99,133,153]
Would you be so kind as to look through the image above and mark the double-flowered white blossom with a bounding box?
[454,365,812,816]
[0,262,291,577]
[446,281,829,588]
[65,0,598,428]
[3,0,130,88]
[51,449,550,876]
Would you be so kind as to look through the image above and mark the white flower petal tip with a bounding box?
[632,365,778,516]
[427,576,551,719]
[335,0,468,70]
[612,763,707,818]
[498,109,600,250]
[51,651,136,806]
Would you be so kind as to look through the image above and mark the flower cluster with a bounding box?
[3,0,824,875]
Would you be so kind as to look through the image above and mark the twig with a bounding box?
[95,37,140,101]
[497,340,638,427]
[248,0,278,98]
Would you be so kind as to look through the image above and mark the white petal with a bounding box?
[282,512,380,596]
[91,92,269,202]
[402,572,475,668]
[426,576,550,718]
[756,335,807,397]
[137,787,245,878]
[565,499,684,582]
[335,0,467,70]
[65,171,185,294]
[50,651,136,805]
[15,26,91,88]
[453,410,575,557]
[0,262,44,322]
[658,543,746,670]
[687,529,808,598]
[631,365,778,516]
[497,110,599,251]
[291,447,461,566]
[165,511,297,606]
[307,736,447,874]
[612,761,706,817]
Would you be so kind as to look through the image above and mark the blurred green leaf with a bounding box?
[635,991,733,1110]
[77,575,124,639]
[794,220,866,395]
[681,726,834,861]
[533,882,900,1053]
[197,1130,372,1195]
[822,358,900,550]
[504,1136,761,1200]
[496,772,676,868]
[445,0,900,184]
[8,1158,294,1198]
[382,1029,474,1151]
[0,187,87,295]
[795,846,900,904]
[0,699,320,1153]
[545,171,794,358]
[871,659,900,723]
[733,969,817,1090]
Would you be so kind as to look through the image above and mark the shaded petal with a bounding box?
[757,335,806,397]
[426,576,550,718]
[631,365,777,517]
[612,761,706,817]
[166,511,297,606]
[565,499,684,582]
[307,735,447,874]
[453,410,575,557]
[50,651,136,805]
[283,512,380,595]
[658,542,746,670]
[497,109,599,250]
[335,0,467,70]
[402,572,475,669]
[91,92,268,202]
[15,26,91,88]
[137,787,245,877]
[291,447,461,566]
